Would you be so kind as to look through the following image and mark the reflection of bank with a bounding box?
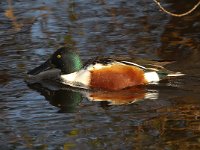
[28,82,159,112]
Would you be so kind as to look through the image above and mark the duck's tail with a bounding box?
[167,72,185,77]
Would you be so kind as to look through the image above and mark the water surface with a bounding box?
[0,0,200,149]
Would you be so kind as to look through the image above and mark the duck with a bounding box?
[27,46,184,91]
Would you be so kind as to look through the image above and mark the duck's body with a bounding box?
[27,47,184,91]
[61,58,160,91]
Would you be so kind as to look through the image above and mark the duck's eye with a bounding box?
[57,54,62,59]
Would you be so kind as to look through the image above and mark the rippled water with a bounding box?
[0,0,200,149]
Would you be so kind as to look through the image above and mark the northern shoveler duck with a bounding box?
[27,46,184,91]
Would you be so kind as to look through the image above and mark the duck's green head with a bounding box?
[28,47,82,75]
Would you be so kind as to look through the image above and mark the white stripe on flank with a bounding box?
[144,72,160,83]
[121,61,146,69]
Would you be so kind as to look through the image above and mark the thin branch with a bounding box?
[153,0,200,17]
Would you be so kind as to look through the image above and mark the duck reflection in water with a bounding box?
[28,82,82,113]
[28,81,159,112]
[85,86,158,105]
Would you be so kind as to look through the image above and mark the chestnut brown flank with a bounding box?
[90,64,146,90]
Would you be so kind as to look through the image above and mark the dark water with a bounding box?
[0,0,200,149]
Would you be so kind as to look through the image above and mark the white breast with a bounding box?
[61,70,91,88]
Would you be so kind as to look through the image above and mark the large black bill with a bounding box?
[27,59,54,75]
